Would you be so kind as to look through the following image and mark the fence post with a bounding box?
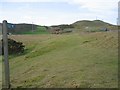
[2,20,10,89]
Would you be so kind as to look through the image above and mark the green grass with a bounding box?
[17,26,49,35]
[9,32,118,88]
[72,20,117,32]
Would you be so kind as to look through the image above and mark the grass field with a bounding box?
[8,31,118,88]
[16,26,49,35]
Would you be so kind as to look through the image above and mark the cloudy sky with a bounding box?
[0,0,119,26]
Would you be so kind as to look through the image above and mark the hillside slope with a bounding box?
[9,32,118,88]
[0,23,48,34]
[71,20,117,32]
[0,20,117,34]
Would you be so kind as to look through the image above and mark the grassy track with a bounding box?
[9,32,118,88]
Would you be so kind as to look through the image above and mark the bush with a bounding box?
[1,38,25,55]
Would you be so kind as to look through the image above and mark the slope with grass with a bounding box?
[0,20,117,35]
[18,26,49,35]
[72,20,117,32]
[15,26,49,35]
[9,31,118,88]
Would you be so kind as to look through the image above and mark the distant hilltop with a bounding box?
[0,20,117,34]
[72,20,117,32]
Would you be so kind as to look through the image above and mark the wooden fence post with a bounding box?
[2,20,10,89]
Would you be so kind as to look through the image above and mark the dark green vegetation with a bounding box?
[9,31,118,88]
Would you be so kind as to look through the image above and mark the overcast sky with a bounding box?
[0,0,119,26]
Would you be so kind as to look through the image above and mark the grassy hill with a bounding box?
[0,20,117,35]
[73,20,110,27]
[0,23,49,35]
[17,26,49,34]
[0,23,48,35]
[71,20,118,32]
[1,20,118,88]
[8,31,118,88]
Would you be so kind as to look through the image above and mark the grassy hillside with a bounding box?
[17,26,49,34]
[9,31,118,88]
[5,23,49,35]
[72,20,118,32]
[3,20,117,35]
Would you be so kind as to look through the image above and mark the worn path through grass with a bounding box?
[9,32,118,88]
